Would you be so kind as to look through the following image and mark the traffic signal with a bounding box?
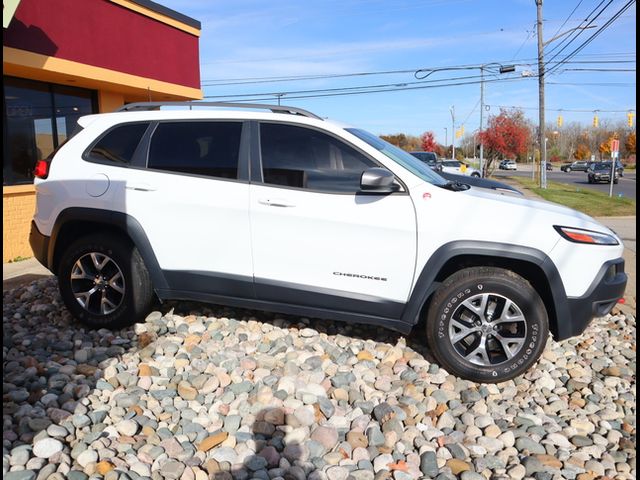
[592,115,599,128]
[628,112,635,127]
[557,115,563,127]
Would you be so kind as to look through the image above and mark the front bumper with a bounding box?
[29,221,51,270]
[560,258,627,340]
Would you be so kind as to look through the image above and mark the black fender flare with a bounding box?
[49,207,168,290]
[401,241,571,339]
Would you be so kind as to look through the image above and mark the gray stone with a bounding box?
[420,451,439,477]
[4,472,36,480]
[516,437,547,455]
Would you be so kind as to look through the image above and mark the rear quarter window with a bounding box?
[85,122,150,164]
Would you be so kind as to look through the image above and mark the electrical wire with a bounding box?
[203,76,531,102]
[545,0,636,76]
[544,0,612,59]
[200,53,635,86]
[548,0,585,44]
[486,104,635,112]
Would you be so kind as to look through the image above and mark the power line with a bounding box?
[204,73,517,99]
[546,0,636,76]
[548,81,635,86]
[544,0,612,60]
[510,24,536,61]
[203,76,531,102]
[548,0,586,44]
[486,104,635,113]
[555,67,636,71]
[200,53,635,87]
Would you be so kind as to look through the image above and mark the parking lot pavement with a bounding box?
[3,257,52,291]
[597,216,636,312]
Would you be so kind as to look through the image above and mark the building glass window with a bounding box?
[3,77,96,186]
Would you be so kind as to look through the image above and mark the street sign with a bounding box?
[611,138,620,153]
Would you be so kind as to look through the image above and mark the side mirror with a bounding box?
[360,167,399,193]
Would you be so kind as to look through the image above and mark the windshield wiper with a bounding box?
[441,180,470,191]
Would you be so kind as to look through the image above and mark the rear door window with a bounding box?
[148,122,242,179]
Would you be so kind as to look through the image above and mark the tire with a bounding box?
[588,176,593,184]
[425,267,549,383]
[566,167,571,172]
[58,233,154,328]
[471,172,480,178]
[614,179,618,184]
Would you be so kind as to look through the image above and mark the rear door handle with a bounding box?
[126,183,156,192]
[258,198,295,208]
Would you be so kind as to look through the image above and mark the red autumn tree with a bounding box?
[420,131,438,152]
[478,108,531,175]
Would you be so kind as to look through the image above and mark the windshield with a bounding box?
[346,128,447,186]
[594,163,612,171]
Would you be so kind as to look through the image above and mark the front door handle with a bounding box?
[258,198,296,208]
[126,183,156,192]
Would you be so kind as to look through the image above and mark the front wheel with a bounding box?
[566,167,571,172]
[471,172,481,178]
[58,233,154,328]
[425,267,549,383]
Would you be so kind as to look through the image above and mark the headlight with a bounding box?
[554,226,619,245]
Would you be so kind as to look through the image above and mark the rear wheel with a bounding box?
[426,267,549,383]
[58,233,154,328]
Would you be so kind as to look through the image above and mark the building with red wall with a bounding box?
[3,0,202,261]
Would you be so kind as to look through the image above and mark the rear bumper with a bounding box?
[560,258,627,340]
[29,221,51,270]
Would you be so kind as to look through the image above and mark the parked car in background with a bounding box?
[499,160,517,170]
[613,159,625,177]
[588,162,620,184]
[441,160,480,177]
[561,161,589,172]
[410,151,442,171]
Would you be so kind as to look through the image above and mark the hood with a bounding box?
[462,185,609,232]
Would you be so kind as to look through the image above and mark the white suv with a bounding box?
[30,102,627,383]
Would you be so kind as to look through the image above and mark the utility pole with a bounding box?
[536,0,547,189]
[450,106,455,160]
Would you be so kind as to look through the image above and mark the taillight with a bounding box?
[34,160,50,179]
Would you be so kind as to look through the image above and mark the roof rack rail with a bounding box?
[116,101,322,120]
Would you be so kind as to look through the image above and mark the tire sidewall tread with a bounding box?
[426,267,549,383]
[58,233,153,328]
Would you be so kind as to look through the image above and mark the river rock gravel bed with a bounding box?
[3,277,636,480]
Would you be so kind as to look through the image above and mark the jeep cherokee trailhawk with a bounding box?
[29,102,627,383]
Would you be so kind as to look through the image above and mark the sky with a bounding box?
[159,0,636,144]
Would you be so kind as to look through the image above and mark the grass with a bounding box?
[510,177,636,217]
[8,256,32,263]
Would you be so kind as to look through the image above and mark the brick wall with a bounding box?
[3,186,36,262]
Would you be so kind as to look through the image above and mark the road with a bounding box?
[492,168,636,200]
